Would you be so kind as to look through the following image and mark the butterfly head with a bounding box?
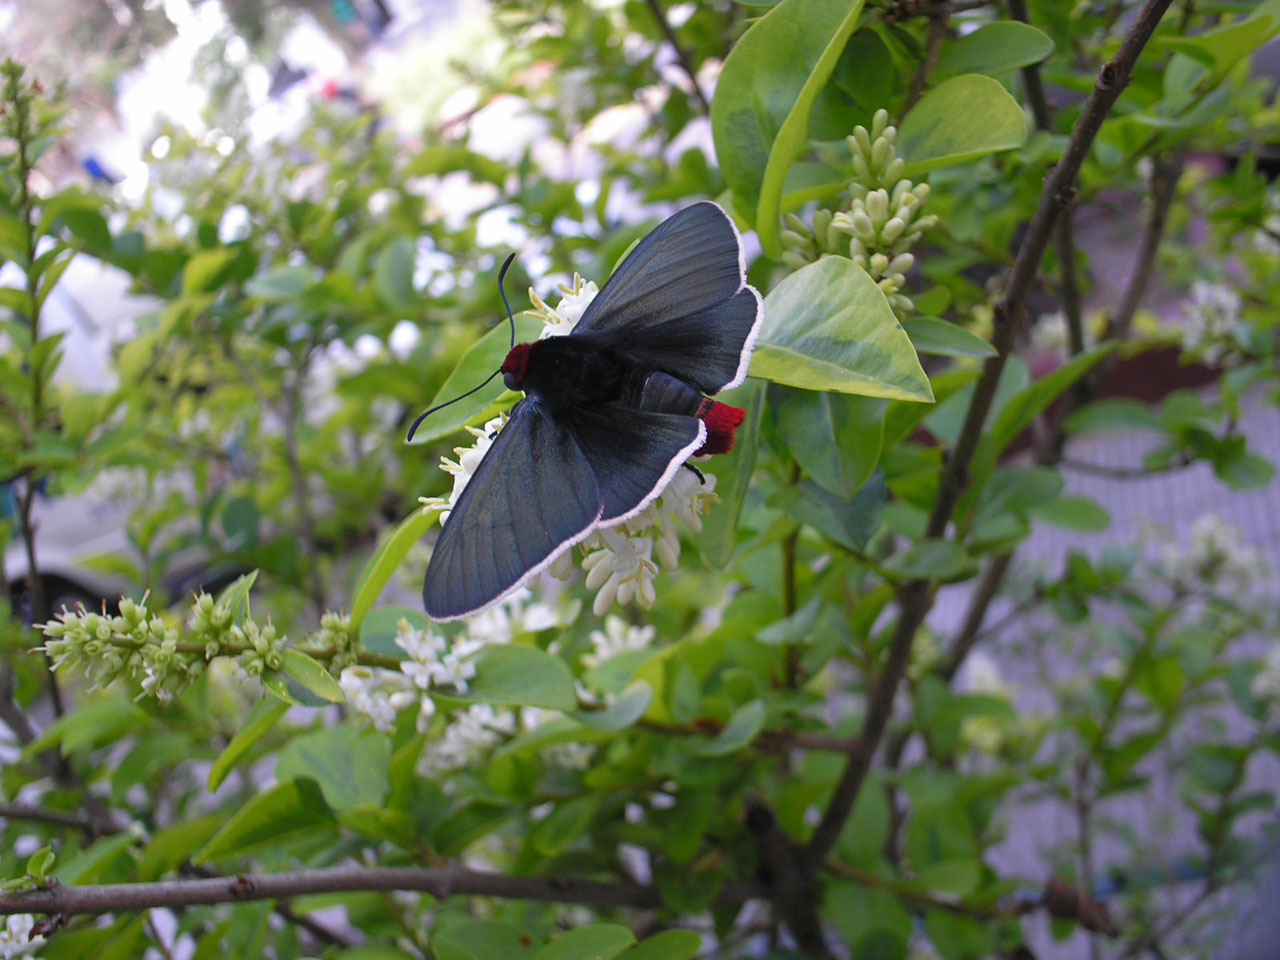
[501,342,533,392]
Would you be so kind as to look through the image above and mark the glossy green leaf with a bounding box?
[768,471,886,552]
[881,539,972,580]
[687,699,766,757]
[933,22,1054,82]
[275,722,391,811]
[194,777,335,862]
[137,815,224,881]
[245,265,315,301]
[454,644,577,711]
[279,648,346,704]
[771,386,885,498]
[375,235,416,310]
[753,256,933,402]
[990,346,1114,454]
[623,930,702,960]
[350,508,437,629]
[1064,397,1163,434]
[902,316,996,359]
[897,74,1028,176]
[405,315,541,444]
[710,0,865,257]
[53,833,137,885]
[1029,495,1111,531]
[531,924,635,960]
[575,683,653,732]
[207,697,289,791]
[359,604,427,660]
[433,920,538,960]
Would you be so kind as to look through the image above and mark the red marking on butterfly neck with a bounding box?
[695,399,746,456]
[502,342,534,388]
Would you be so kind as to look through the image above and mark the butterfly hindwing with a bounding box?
[423,399,603,621]
[565,402,705,525]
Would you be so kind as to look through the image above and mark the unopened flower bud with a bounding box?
[871,108,889,139]
[881,217,905,242]
[866,189,889,222]
[872,137,894,171]
[888,253,914,274]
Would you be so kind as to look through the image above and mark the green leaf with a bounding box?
[771,386,885,498]
[932,22,1055,82]
[768,472,886,552]
[454,644,577,711]
[221,495,259,550]
[624,930,702,960]
[1214,449,1275,489]
[194,777,335,862]
[902,317,996,359]
[1158,10,1280,81]
[575,683,653,732]
[138,815,224,880]
[687,699,766,757]
[405,315,541,444]
[433,920,538,960]
[897,74,1028,176]
[753,257,933,401]
[1064,397,1163,433]
[245,265,315,301]
[0,285,34,318]
[215,569,258,626]
[375,236,416,310]
[360,605,427,660]
[350,508,437,629]
[207,697,289,791]
[1029,495,1111,531]
[530,796,599,857]
[532,925,635,960]
[275,722,391,812]
[700,378,765,567]
[989,346,1114,455]
[710,0,865,257]
[53,833,138,885]
[183,248,239,295]
[279,648,346,703]
[882,539,972,580]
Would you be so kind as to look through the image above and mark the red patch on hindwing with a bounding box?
[695,399,746,455]
[502,342,533,388]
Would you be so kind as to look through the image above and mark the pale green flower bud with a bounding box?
[852,153,872,183]
[784,212,807,234]
[852,126,872,156]
[871,108,889,139]
[871,137,894,172]
[866,189,889,222]
[884,157,905,183]
[850,211,876,240]
[782,251,810,271]
[869,252,890,275]
[888,253,914,274]
[881,217,905,243]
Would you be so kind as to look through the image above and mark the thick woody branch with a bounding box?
[0,865,763,917]
[803,0,1174,869]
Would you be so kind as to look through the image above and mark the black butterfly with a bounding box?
[418,201,762,621]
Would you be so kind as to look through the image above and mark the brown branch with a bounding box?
[803,0,1174,871]
[0,803,99,837]
[940,551,1014,681]
[746,801,833,960]
[0,865,763,917]
[899,13,948,119]
[643,0,711,116]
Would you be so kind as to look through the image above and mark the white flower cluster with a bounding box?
[582,615,656,668]
[1250,645,1280,714]
[831,109,936,316]
[420,703,516,773]
[339,618,486,734]
[1158,513,1264,592]
[421,277,720,617]
[0,915,42,959]
[1179,281,1242,366]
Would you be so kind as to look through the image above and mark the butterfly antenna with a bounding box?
[498,251,518,348]
[405,369,503,443]
[405,254,520,443]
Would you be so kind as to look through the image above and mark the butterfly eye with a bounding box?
[503,371,520,391]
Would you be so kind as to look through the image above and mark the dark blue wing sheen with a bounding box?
[424,399,603,621]
[565,403,705,525]
[574,202,762,395]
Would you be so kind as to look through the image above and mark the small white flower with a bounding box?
[419,703,518,774]
[583,615,656,668]
[964,651,1013,700]
[0,915,42,959]
[1179,281,1241,365]
[527,273,600,339]
[581,526,659,616]
[1160,513,1263,591]
[420,414,508,526]
[1250,645,1280,711]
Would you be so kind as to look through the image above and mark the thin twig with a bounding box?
[803,0,1174,871]
[643,0,712,116]
[0,803,99,836]
[0,865,764,916]
[899,13,948,120]
[1060,453,1193,478]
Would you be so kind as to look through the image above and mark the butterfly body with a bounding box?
[422,201,762,621]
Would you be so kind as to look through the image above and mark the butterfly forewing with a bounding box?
[423,399,603,621]
[565,404,705,525]
[576,202,744,336]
